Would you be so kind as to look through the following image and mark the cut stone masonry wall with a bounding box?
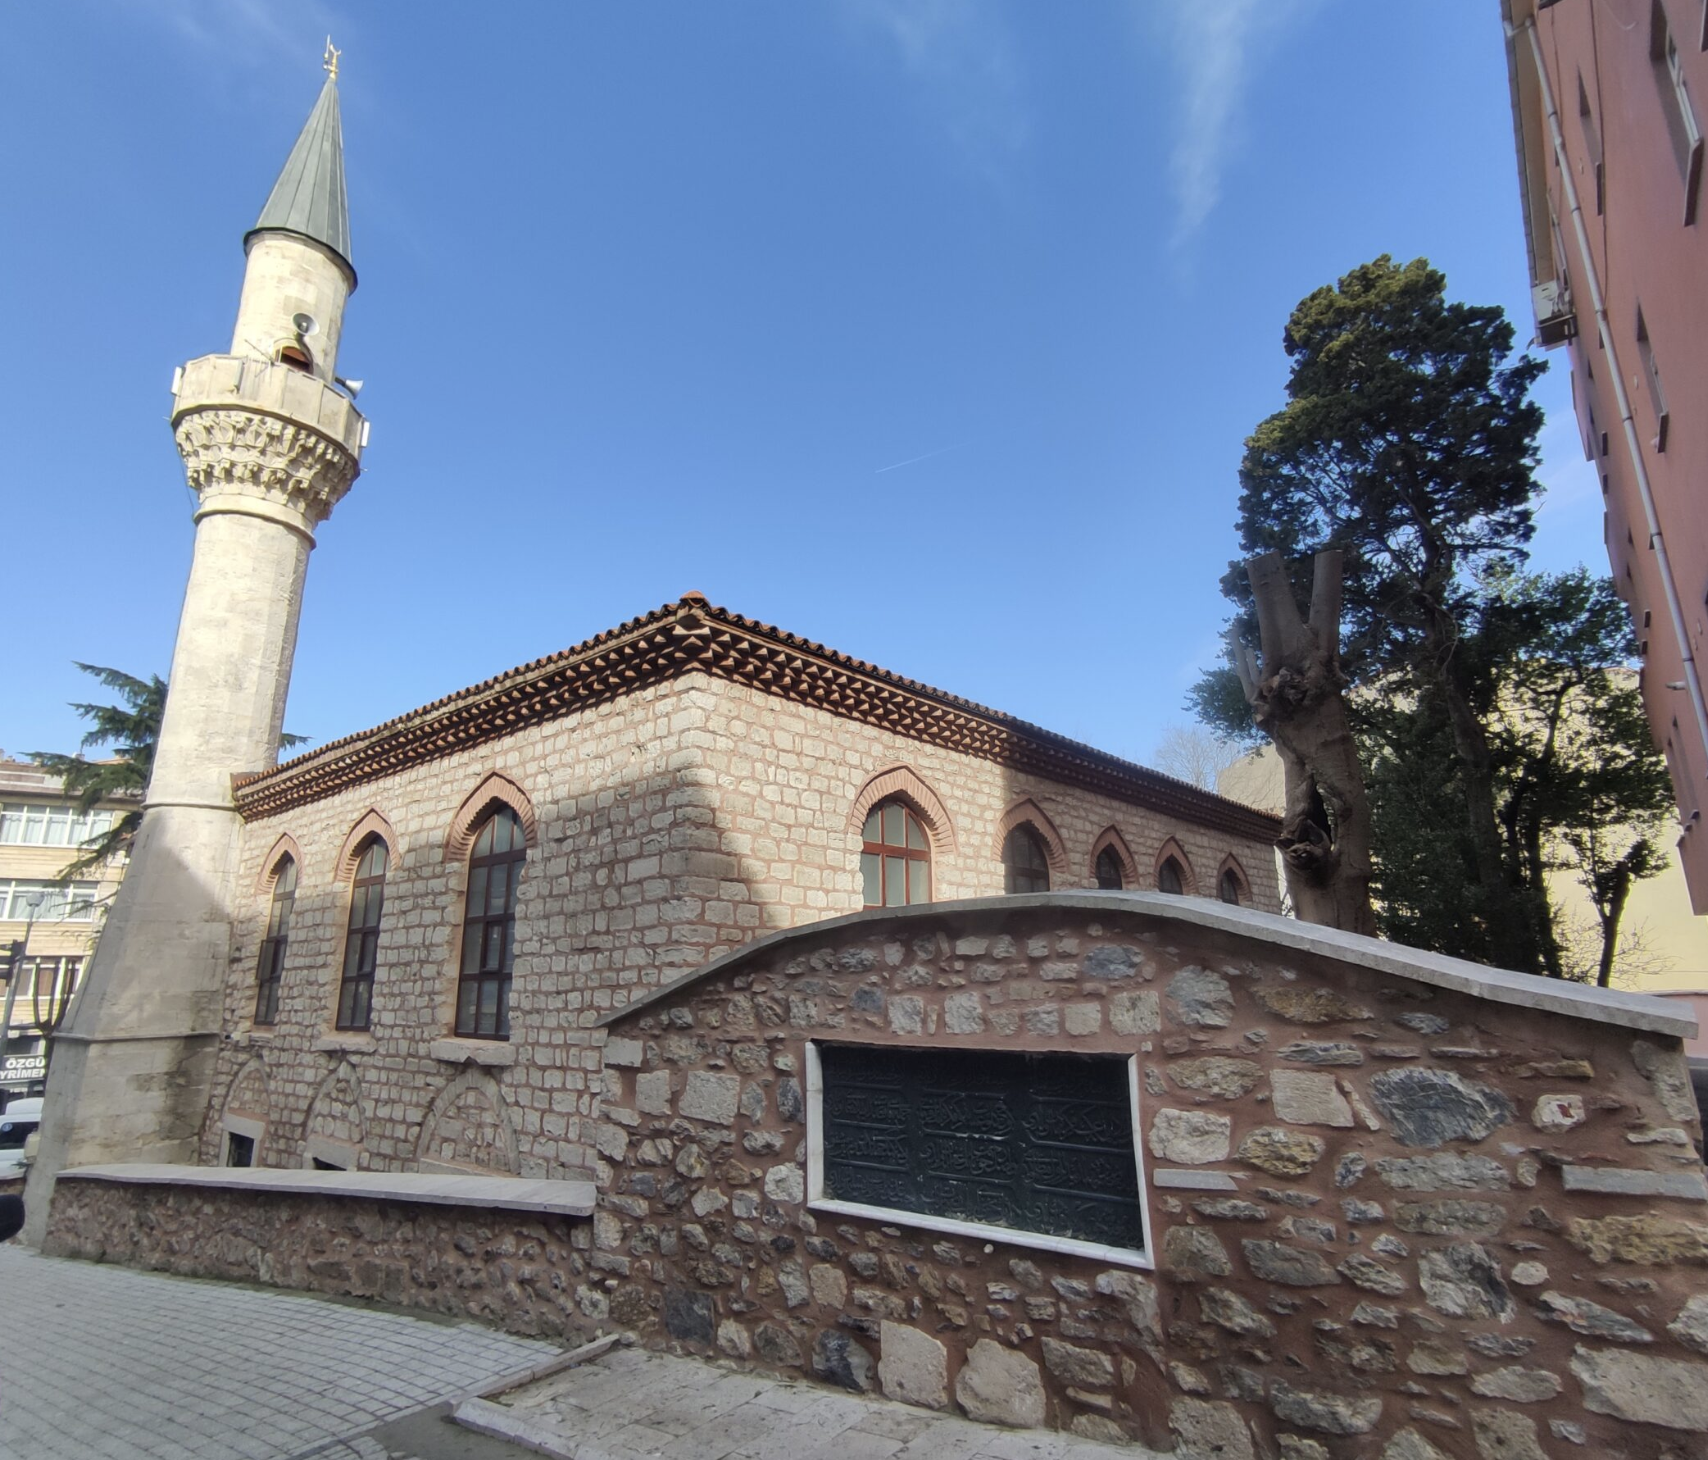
[204,673,1276,1190]
[592,896,1708,1458]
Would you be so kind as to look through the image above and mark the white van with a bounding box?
[0,1097,42,1175]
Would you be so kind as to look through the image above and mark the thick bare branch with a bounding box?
[1309,549,1344,648]
[1247,552,1300,677]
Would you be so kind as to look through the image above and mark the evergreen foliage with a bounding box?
[1194,257,1672,982]
[28,664,306,884]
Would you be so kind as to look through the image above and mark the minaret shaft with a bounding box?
[24,69,364,1243]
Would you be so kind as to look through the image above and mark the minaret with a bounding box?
[25,48,367,1239]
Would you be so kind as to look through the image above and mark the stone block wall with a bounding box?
[201,678,710,1180]
[694,676,1279,917]
[207,670,1275,1188]
[593,894,1708,1457]
[42,1179,592,1339]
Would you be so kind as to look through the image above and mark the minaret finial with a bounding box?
[323,36,340,82]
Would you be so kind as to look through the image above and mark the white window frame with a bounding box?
[804,1040,1155,1271]
[0,803,115,848]
[1654,0,1705,222]
[0,879,100,922]
[222,1114,266,1167]
[1577,72,1605,215]
[1636,306,1672,452]
[5,957,84,1031]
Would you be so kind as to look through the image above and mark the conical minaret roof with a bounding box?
[246,70,354,286]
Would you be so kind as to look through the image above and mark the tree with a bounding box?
[28,666,164,882]
[29,664,306,884]
[1152,725,1244,792]
[1194,257,1671,981]
[1209,255,1550,972]
[1212,564,1674,983]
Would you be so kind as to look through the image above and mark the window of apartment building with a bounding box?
[811,1041,1146,1259]
[1095,847,1125,890]
[1636,307,1671,450]
[0,879,99,922]
[0,803,116,848]
[335,838,387,1031]
[1653,0,1705,223]
[7,956,83,1027]
[1157,856,1187,896]
[1578,73,1606,213]
[1003,826,1051,894]
[253,855,297,1026]
[861,800,931,909]
[455,806,525,1040]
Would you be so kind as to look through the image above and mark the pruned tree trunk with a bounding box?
[1233,550,1377,936]
[1596,856,1634,989]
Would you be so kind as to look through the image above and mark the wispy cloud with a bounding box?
[1534,414,1600,521]
[875,441,970,474]
[118,0,342,77]
[842,0,1027,182]
[1156,0,1310,246]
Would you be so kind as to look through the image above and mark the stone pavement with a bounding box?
[458,1346,1165,1460]
[0,1245,558,1460]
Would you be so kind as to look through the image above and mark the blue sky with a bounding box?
[1,2,1601,771]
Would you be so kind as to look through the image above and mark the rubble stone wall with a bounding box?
[594,896,1708,1458]
[42,1178,595,1339]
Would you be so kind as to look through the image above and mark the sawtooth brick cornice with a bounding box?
[232,597,1282,843]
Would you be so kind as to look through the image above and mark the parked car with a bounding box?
[0,1097,42,1175]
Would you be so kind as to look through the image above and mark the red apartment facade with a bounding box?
[1503,0,1708,907]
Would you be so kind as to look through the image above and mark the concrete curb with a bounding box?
[452,1396,603,1459]
[449,1332,632,1457]
[462,1331,630,1403]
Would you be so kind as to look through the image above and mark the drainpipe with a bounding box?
[1514,16,1708,804]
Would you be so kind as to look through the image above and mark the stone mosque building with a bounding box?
[25,59,1279,1205]
[33,60,1708,1458]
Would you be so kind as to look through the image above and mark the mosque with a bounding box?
[29,62,1708,1457]
[25,54,1279,1214]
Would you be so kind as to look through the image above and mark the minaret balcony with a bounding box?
[171,354,366,458]
[171,355,367,531]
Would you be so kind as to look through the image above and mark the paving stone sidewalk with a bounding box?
[0,1244,559,1460]
[459,1347,1165,1460]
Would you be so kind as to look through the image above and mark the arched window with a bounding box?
[1219,868,1244,905]
[1157,856,1186,895]
[1095,847,1125,890]
[336,838,387,1031]
[456,807,525,1040]
[861,799,931,908]
[254,855,297,1025]
[1004,826,1051,894]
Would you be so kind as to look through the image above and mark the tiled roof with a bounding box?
[232,596,1282,842]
